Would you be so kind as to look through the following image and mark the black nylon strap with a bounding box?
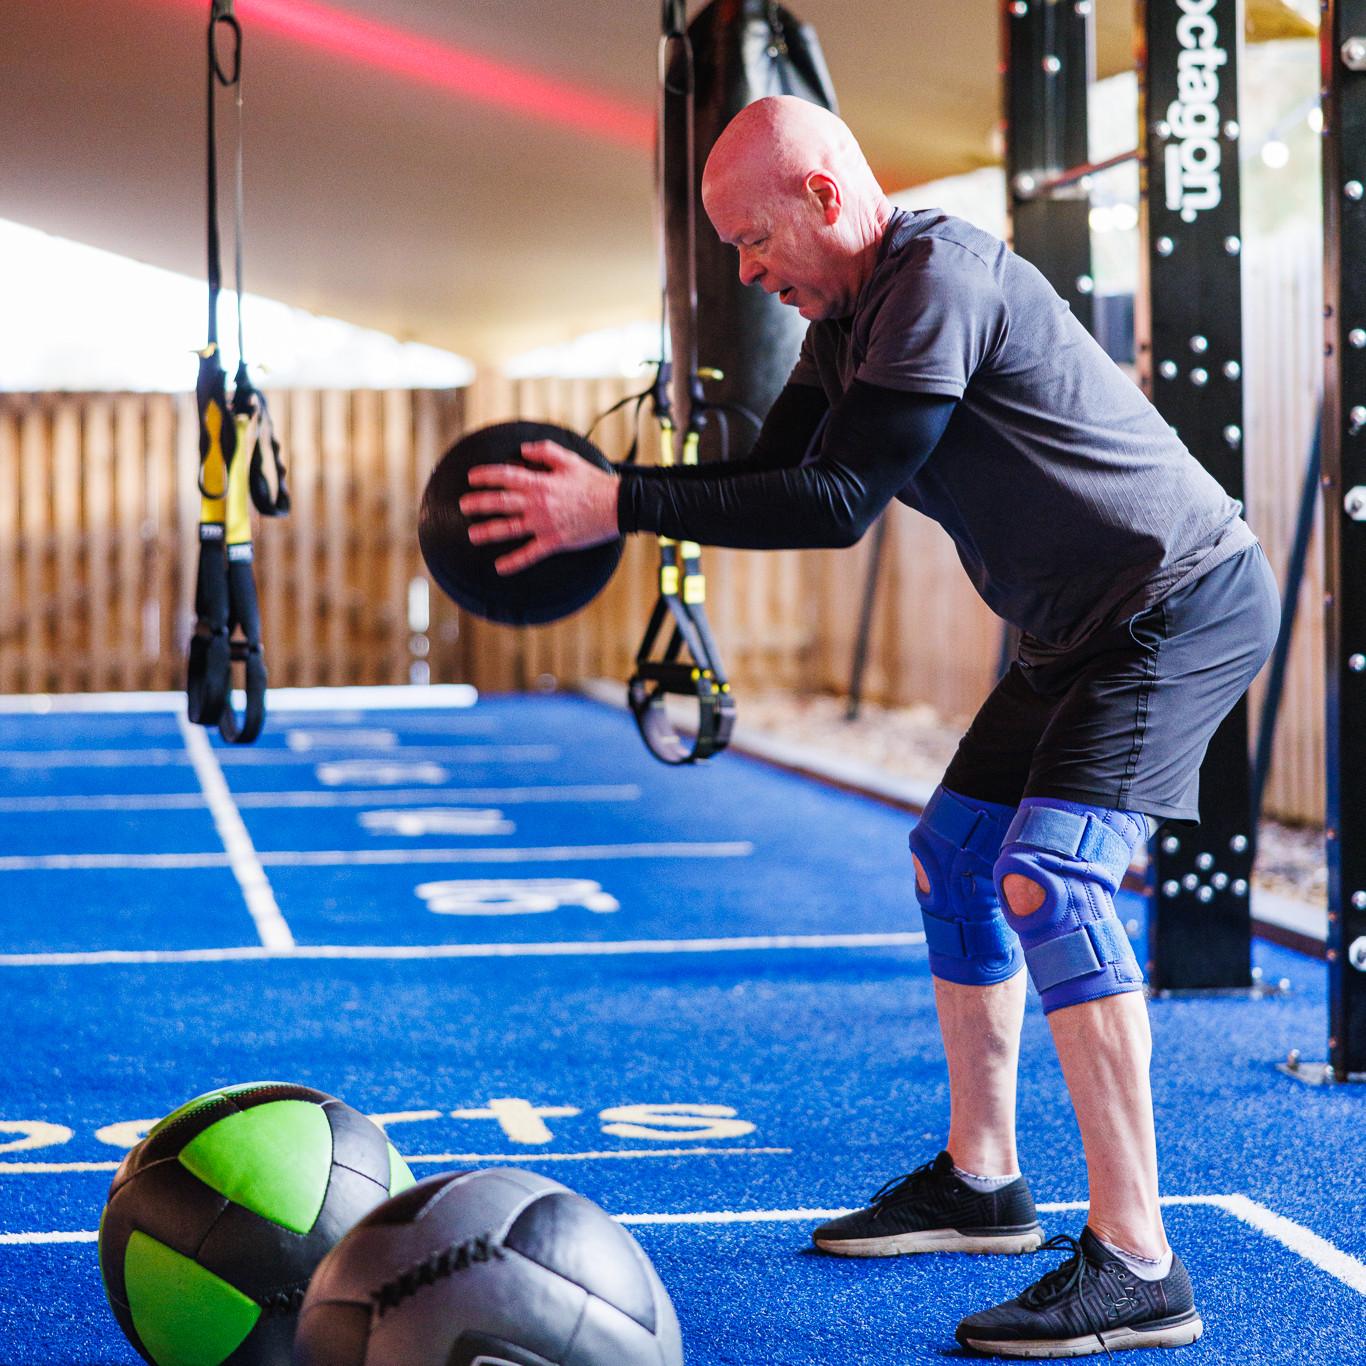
[622,3,736,766]
[185,0,282,745]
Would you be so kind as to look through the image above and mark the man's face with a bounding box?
[705,179,852,322]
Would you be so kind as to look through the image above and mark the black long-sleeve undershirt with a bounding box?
[616,380,957,550]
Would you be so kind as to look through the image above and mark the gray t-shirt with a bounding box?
[787,208,1255,652]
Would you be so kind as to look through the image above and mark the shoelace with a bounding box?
[1019,1234,1133,1361]
[865,1159,941,1219]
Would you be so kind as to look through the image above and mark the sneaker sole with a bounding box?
[957,1311,1204,1357]
[814,1225,1045,1257]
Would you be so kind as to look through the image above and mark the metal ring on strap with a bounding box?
[627,543,735,765]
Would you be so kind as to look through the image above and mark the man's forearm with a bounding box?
[617,382,956,550]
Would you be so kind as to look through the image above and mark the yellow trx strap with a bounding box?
[185,0,285,745]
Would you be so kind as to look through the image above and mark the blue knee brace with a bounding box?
[994,798,1146,1014]
[909,786,1025,986]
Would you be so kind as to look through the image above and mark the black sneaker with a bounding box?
[955,1226,1204,1357]
[811,1151,1044,1257]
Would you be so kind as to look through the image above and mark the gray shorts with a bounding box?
[943,543,1281,824]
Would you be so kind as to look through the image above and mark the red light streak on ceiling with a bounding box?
[228,0,654,150]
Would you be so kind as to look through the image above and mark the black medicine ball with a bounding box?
[418,422,624,627]
[293,1168,684,1366]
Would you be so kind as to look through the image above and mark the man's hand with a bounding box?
[460,440,621,575]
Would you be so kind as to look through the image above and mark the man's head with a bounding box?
[701,96,891,322]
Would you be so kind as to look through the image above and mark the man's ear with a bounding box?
[807,173,842,226]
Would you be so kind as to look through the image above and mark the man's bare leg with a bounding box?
[1003,871,1167,1261]
[1048,992,1167,1259]
[916,852,1028,1179]
[934,974,1027,1178]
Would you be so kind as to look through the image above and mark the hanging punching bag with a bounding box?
[664,0,838,463]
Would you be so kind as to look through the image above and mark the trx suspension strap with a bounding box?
[186,0,288,745]
[625,1,736,765]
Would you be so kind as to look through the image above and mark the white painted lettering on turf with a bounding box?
[94,1120,160,1149]
[0,1122,74,1152]
[416,878,620,916]
[362,808,515,837]
[598,1105,757,1141]
[317,760,448,786]
[287,729,398,751]
[450,1099,582,1144]
[177,711,294,950]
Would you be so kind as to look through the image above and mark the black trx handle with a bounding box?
[628,541,736,765]
[623,2,735,765]
[186,0,283,745]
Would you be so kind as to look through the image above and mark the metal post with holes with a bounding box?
[1139,0,1253,991]
[1322,0,1366,1078]
[1004,0,1096,335]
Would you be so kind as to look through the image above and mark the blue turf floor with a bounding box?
[0,695,1361,1363]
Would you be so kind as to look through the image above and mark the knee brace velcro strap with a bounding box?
[996,797,1146,1013]
[1026,917,1134,996]
[910,786,1024,987]
[1002,805,1133,886]
[921,787,1010,864]
[919,910,1017,963]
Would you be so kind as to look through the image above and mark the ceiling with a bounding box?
[0,0,1253,364]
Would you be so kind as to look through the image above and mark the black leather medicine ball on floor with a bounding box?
[418,422,624,627]
[293,1167,683,1366]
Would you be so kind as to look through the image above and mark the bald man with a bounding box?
[462,95,1278,1357]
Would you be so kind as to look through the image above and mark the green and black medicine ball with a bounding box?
[99,1081,415,1366]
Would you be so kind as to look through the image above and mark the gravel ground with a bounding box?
[737,689,1327,906]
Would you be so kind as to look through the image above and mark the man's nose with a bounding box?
[737,251,763,287]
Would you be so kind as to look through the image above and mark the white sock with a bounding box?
[951,1163,1017,1193]
[1098,1236,1173,1281]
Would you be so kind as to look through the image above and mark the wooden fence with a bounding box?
[0,225,1328,823]
[0,388,463,695]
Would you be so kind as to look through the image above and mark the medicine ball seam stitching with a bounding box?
[331,1160,390,1187]
[558,1292,591,1363]
[369,1232,506,1318]
[257,1284,310,1316]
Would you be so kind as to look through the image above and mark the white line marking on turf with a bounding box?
[0,932,926,967]
[403,1147,793,1163]
[0,853,231,870]
[0,746,557,768]
[0,684,478,714]
[616,1208,853,1225]
[0,786,641,814]
[0,1148,790,1176]
[177,714,294,951]
[0,842,755,872]
[232,785,642,808]
[0,793,207,813]
[0,1231,100,1243]
[607,1198,1366,1298]
[253,842,754,866]
[1166,1194,1366,1295]
[0,1161,120,1173]
[8,1194,1366,1295]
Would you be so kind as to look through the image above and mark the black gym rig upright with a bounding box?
[1004,0,1253,991]
[1322,0,1366,1079]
